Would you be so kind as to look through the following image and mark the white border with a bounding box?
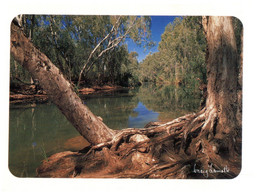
[1,0,256,194]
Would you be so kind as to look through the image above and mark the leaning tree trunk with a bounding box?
[10,22,115,145]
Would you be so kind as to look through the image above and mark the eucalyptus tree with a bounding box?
[139,16,206,91]
[75,15,153,87]
[10,15,152,87]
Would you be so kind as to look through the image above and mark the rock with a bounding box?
[129,134,150,153]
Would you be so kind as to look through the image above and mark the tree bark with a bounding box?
[10,22,115,145]
[203,16,240,141]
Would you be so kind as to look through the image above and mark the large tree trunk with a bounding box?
[10,22,115,145]
[201,16,241,156]
[205,16,239,133]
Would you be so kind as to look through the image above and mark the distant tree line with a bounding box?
[138,16,242,95]
[138,17,207,94]
[10,15,153,88]
[10,15,242,92]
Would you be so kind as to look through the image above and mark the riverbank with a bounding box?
[10,84,126,104]
[9,83,203,177]
[78,85,124,95]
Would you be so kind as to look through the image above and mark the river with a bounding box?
[9,84,201,177]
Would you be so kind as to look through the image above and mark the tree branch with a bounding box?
[77,16,138,87]
[77,16,121,87]
[84,17,138,76]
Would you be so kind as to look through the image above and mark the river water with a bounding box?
[9,84,201,177]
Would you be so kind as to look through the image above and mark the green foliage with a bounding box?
[10,56,32,84]
[10,15,153,87]
[40,141,49,162]
[139,16,207,94]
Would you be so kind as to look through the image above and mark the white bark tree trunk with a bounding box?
[10,22,115,145]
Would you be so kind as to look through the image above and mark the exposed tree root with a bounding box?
[37,107,241,179]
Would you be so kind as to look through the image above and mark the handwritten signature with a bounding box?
[193,163,230,178]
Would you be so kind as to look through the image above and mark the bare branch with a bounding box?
[84,17,138,76]
[77,16,138,87]
[77,16,121,87]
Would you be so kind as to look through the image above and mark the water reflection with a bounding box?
[137,83,201,121]
[129,102,159,128]
[9,84,201,177]
[83,91,138,130]
[9,103,80,177]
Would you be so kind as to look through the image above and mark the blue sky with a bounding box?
[39,15,178,63]
[127,16,178,62]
